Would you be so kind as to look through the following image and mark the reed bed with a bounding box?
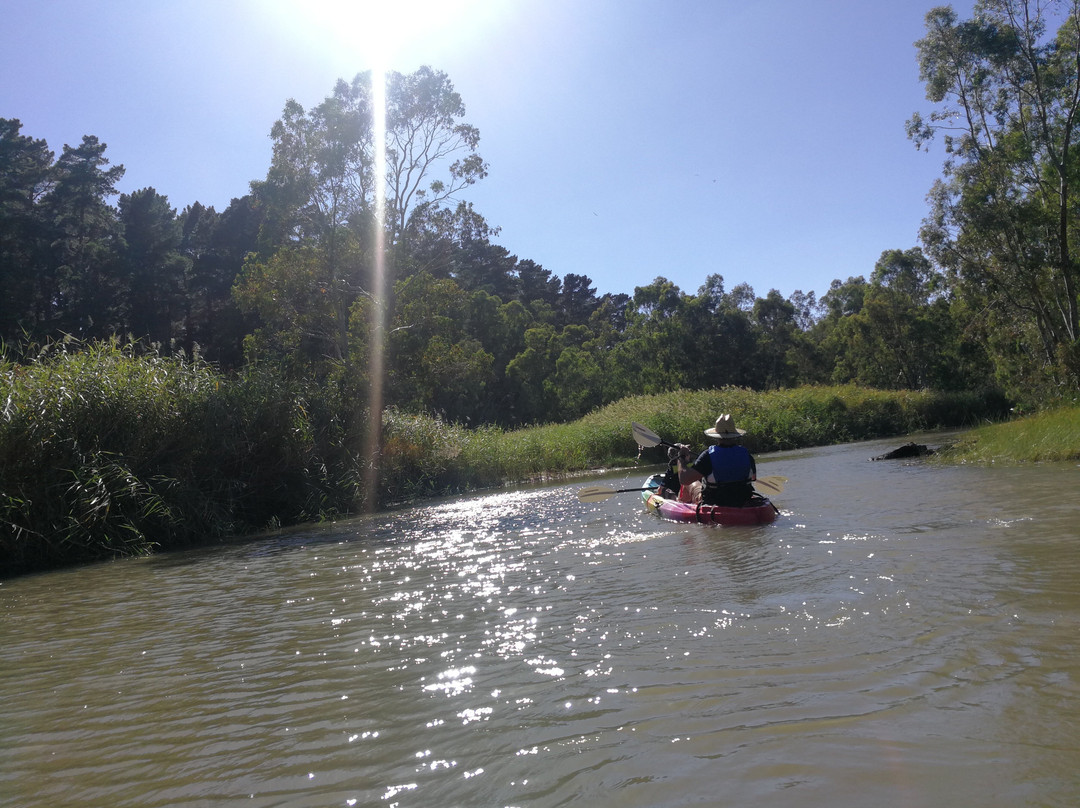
[419,385,1009,491]
[1,342,321,574]
[1,342,1011,575]
[550,385,1008,457]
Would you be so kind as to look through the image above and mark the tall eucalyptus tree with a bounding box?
[909,0,1080,386]
[243,67,487,362]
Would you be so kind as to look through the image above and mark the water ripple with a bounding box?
[4,448,1080,806]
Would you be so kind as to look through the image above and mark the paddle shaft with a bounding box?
[577,485,654,502]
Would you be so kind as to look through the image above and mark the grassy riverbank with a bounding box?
[938,405,1080,464]
[1,342,1010,575]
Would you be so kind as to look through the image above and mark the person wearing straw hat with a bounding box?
[675,413,757,506]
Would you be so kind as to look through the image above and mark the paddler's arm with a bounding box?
[677,450,704,486]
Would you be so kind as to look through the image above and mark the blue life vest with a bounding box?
[705,444,752,484]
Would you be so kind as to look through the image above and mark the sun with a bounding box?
[260,0,507,74]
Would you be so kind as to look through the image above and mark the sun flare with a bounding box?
[261,0,506,73]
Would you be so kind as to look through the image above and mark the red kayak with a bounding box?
[640,474,778,525]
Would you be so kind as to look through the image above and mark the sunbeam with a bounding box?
[363,65,387,512]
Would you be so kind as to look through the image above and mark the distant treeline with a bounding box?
[3,6,1080,424]
[0,111,1043,425]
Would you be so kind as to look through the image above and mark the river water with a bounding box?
[3,433,1080,807]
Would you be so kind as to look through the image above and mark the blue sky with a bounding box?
[1,0,971,301]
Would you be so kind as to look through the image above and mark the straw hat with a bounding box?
[704,413,746,439]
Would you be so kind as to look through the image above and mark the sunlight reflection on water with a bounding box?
[3,436,1080,807]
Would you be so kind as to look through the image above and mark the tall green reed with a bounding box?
[1,341,327,574]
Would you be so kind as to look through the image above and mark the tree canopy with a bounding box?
[909,0,1080,392]
[4,42,1079,428]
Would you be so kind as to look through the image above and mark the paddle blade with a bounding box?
[578,485,652,502]
[631,421,664,448]
[754,475,787,496]
[577,486,620,503]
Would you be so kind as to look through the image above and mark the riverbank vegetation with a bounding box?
[940,405,1080,465]
[4,3,1080,574]
[0,340,1009,575]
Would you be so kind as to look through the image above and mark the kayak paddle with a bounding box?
[578,476,786,503]
[577,485,653,502]
[751,475,787,495]
[631,421,670,449]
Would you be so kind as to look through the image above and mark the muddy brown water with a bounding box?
[3,433,1080,807]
